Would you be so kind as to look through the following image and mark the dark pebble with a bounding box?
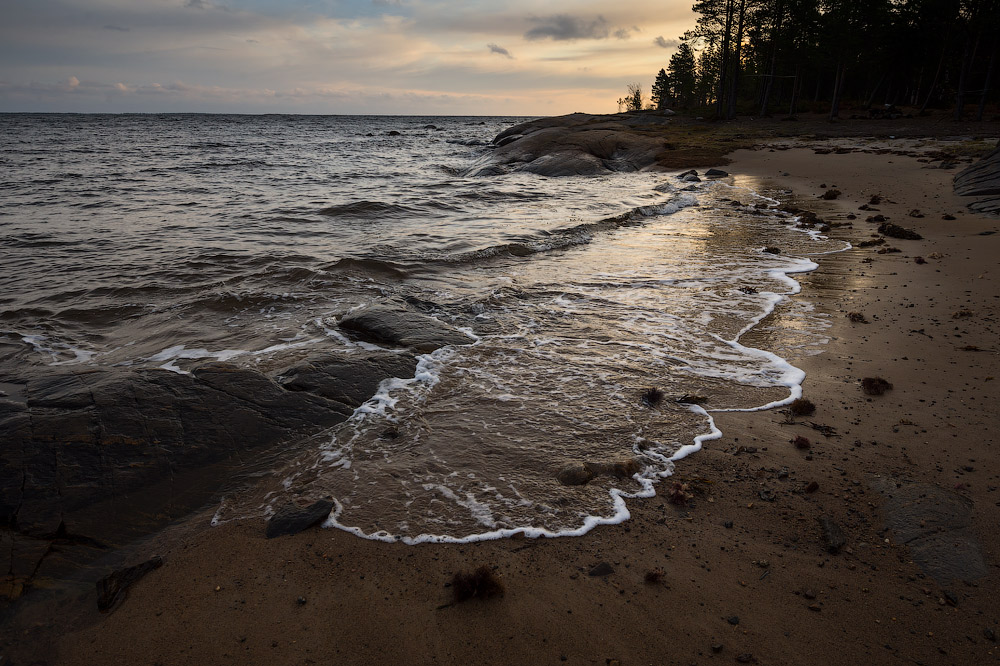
[712,643,724,653]
[736,653,755,663]
[297,596,307,605]
[724,521,734,529]
[727,616,740,626]
[588,562,615,577]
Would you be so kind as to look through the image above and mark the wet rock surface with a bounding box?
[1,351,418,599]
[265,499,336,539]
[337,304,473,353]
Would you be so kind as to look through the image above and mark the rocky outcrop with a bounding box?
[337,304,474,353]
[265,499,335,538]
[955,142,1000,214]
[467,112,676,177]
[1,350,417,599]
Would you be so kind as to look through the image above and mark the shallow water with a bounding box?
[2,114,845,542]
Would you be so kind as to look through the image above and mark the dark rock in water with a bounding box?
[682,174,701,183]
[678,169,698,178]
[763,247,781,254]
[97,556,163,612]
[557,463,595,486]
[705,168,729,178]
[387,130,402,136]
[588,561,615,576]
[877,222,922,240]
[817,516,845,554]
[881,482,987,583]
[1,350,417,592]
[337,303,473,353]
[265,499,335,538]
[1,364,351,539]
[278,353,417,409]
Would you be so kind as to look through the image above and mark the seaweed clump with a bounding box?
[641,387,664,407]
[821,189,842,200]
[861,377,893,395]
[792,435,811,450]
[451,566,504,603]
[644,568,666,584]
[667,482,692,505]
[847,312,868,323]
[789,398,816,416]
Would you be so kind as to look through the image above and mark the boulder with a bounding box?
[705,168,730,178]
[265,499,335,538]
[338,304,473,353]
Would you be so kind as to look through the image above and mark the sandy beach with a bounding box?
[8,137,1000,666]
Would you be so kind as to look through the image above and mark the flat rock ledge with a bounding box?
[1,351,416,600]
[954,141,1000,214]
[466,112,676,178]
[337,303,474,353]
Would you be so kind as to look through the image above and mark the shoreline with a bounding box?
[6,135,1000,665]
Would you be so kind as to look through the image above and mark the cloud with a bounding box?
[524,15,610,41]
[103,24,130,32]
[185,0,206,8]
[654,36,678,49]
[613,26,639,40]
[487,43,513,58]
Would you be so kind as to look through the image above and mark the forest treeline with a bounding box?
[640,0,999,120]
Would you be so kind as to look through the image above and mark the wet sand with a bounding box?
[23,144,1000,665]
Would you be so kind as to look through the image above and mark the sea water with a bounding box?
[0,113,845,543]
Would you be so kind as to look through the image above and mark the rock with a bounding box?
[984,627,997,642]
[1,351,418,589]
[954,145,1000,197]
[556,459,639,485]
[277,353,417,408]
[736,654,755,664]
[387,130,402,136]
[683,174,702,182]
[469,113,676,177]
[727,615,740,625]
[805,481,820,493]
[817,516,846,554]
[821,189,842,200]
[265,499,335,538]
[881,483,987,583]
[678,169,699,178]
[556,463,594,486]
[96,556,163,612]
[588,561,615,576]
[705,168,729,178]
[712,643,724,653]
[762,247,781,254]
[877,223,922,240]
[337,304,472,353]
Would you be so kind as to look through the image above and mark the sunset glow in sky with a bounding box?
[0,0,697,114]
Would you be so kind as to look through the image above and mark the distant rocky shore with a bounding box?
[466,111,677,177]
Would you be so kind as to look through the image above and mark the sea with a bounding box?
[0,113,846,544]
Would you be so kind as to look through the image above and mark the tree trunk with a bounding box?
[717,0,735,118]
[760,0,785,117]
[919,46,947,113]
[977,44,997,121]
[865,73,886,109]
[788,64,801,117]
[727,0,747,119]
[830,62,845,120]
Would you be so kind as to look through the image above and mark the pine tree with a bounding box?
[651,69,671,109]
[667,42,699,108]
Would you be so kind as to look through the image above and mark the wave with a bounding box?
[318,200,419,219]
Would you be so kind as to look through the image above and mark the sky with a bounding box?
[0,0,697,115]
